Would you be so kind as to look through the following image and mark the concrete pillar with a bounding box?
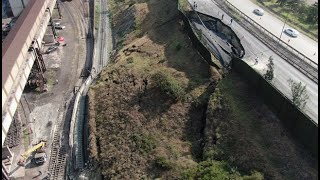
[2,163,9,180]
[2,146,13,159]
[56,1,62,19]
[50,17,57,38]
[17,101,28,126]
[47,8,57,38]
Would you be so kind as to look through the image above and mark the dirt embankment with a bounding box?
[87,0,318,179]
[89,0,214,178]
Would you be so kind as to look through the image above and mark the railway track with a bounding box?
[48,116,67,180]
[98,0,109,68]
[47,0,87,179]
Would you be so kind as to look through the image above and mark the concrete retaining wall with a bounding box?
[232,58,318,158]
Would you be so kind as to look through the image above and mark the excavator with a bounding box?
[17,140,47,166]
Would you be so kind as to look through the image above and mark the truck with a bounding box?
[17,140,47,166]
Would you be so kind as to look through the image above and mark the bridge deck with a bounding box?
[2,0,47,104]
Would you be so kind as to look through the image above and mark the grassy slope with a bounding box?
[89,0,213,178]
[88,0,318,179]
[204,73,318,180]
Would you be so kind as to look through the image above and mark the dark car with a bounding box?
[54,25,66,30]
[45,46,58,54]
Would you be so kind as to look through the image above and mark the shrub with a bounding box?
[151,71,186,101]
[175,43,182,51]
[263,56,274,82]
[181,160,264,180]
[131,134,156,154]
[155,156,173,170]
[127,57,134,64]
[287,79,309,110]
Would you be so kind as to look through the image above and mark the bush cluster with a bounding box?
[151,71,186,101]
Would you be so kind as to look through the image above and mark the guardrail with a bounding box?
[213,0,318,84]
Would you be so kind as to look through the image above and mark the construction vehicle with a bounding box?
[17,140,47,166]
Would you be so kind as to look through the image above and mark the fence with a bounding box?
[232,58,318,158]
[213,0,318,84]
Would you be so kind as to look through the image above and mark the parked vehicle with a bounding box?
[17,140,47,166]
[45,46,58,54]
[54,25,66,30]
[49,22,60,26]
[284,28,299,37]
[253,8,264,16]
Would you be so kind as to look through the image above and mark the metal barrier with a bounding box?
[179,1,242,66]
[213,0,318,84]
[178,0,317,122]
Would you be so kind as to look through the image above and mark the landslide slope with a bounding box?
[89,0,215,178]
[88,0,318,179]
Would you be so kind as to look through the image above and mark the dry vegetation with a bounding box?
[203,74,318,180]
[89,0,212,178]
[88,0,318,179]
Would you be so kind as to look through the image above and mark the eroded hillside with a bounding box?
[88,0,318,179]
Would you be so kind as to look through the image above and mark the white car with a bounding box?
[284,28,299,37]
[253,8,264,16]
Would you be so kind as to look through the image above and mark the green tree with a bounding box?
[276,0,289,6]
[263,56,274,82]
[306,2,318,24]
[287,79,309,110]
[296,1,308,17]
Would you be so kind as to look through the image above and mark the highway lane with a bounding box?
[189,0,318,122]
[227,0,318,64]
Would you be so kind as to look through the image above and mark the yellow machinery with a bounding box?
[17,140,47,166]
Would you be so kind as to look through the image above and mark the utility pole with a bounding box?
[279,15,288,39]
[279,3,297,39]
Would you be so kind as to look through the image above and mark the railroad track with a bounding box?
[98,0,109,68]
[212,0,318,84]
[98,0,104,68]
[48,111,67,180]
[47,1,87,179]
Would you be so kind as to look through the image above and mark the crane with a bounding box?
[17,140,47,166]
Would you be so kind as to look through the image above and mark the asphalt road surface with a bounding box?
[228,0,318,64]
[189,0,318,123]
